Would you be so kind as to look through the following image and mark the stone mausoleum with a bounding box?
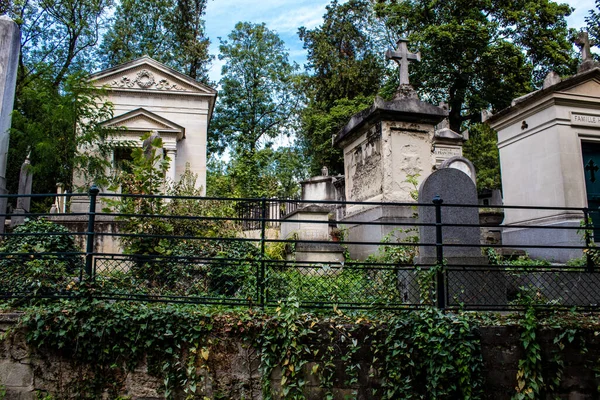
[487,59,600,262]
[73,56,217,197]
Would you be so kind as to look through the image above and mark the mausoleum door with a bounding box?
[582,142,600,241]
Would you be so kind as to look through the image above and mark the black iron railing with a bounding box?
[0,188,598,310]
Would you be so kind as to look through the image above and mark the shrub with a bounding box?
[0,218,84,295]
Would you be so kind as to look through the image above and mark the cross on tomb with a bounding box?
[574,31,593,63]
[386,38,421,86]
[586,159,599,183]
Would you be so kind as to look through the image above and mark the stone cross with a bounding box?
[385,38,421,86]
[0,17,21,232]
[575,31,593,63]
[586,159,599,183]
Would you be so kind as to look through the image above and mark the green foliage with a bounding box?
[0,219,84,295]
[20,301,232,399]
[8,0,113,88]
[207,146,307,198]
[375,0,577,132]
[463,124,502,191]
[209,22,304,197]
[103,137,261,296]
[299,95,374,176]
[99,0,212,81]
[586,0,600,59]
[513,307,544,399]
[9,73,115,198]
[297,0,386,175]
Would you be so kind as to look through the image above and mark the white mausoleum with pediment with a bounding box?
[73,56,216,197]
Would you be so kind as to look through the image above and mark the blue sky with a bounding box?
[204,0,597,83]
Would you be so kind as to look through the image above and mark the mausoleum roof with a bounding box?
[334,96,447,147]
[486,67,600,126]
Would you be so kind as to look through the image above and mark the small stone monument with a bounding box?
[432,105,465,168]
[0,16,21,232]
[11,153,33,227]
[280,168,344,273]
[439,156,476,184]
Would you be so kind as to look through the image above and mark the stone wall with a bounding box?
[2,312,600,399]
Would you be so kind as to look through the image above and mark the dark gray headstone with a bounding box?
[418,168,483,265]
[416,168,505,306]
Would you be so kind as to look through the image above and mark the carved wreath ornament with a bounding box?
[111,69,187,91]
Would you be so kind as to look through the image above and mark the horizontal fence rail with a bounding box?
[0,189,599,310]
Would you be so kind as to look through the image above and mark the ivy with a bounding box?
[4,299,598,399]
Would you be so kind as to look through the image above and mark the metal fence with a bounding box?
[0,188,599,310]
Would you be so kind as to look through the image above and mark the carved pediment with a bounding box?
[102,108,185,140]
[89,56,216,95]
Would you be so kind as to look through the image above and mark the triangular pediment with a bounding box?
[561,78,600,97]
[102,108,185,139]
[89,56,216,95]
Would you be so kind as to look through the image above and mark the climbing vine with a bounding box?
[1,300,598,399]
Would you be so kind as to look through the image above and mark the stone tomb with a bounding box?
[487,67,600,262]
[280,171,345,272]
[333,95,446,259]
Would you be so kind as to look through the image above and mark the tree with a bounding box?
[375,0,578,132]
[462,124,501,191]
[210,22,303,198]
[6,0,115,203]
[586,0,600,58]
[99,0,212,82]
[10,0,113,89]
[8,73,114,198]
[297,0,388,175]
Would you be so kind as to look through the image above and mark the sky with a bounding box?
[203,0,597,84]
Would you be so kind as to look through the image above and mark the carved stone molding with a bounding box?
[111,69,188,91]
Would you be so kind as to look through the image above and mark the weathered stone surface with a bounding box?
[0,361,33,388]
[1,317,600,399]
[417,168,485,265]
[0,16,21,233]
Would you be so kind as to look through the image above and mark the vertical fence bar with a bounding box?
[259,197,267,307]
[584,208,594,273]
[433,196,446,309]
[85,185,99,280]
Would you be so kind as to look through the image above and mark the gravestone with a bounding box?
[417,168,484,265]
[11,153,32,227]
[440,156,476,184]
[0,16,21,233]
[414,168,505,306]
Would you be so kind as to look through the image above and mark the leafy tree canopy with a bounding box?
[209,22,305,198]
[375,0,578,132]
[297,0,388,175]
[99,0,212,82]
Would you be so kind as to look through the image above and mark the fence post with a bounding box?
[584,208,594,273]
[85,185,99,280]
[433,195,446,309]
[259,197,267,307]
